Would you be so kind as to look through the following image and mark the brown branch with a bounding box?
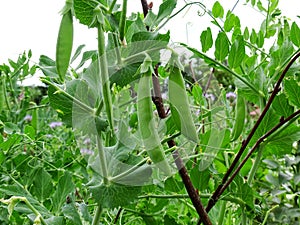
[198,51,300,223]
[152,65,212,225]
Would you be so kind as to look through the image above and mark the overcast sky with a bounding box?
[0,0,298,65]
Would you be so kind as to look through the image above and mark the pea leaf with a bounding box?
[73,0,102,27]
[291,22,300,47]
[212,1,224,18]
[272,93,294,118]
[228,35,245,69]
[32,167,53,202]
[265,124,300,156]
[62,203,82,225]
[285,78,300,107]
[46,79,108,133]
[214,32,229,61]
[52,171,75,214]
[89,175,142,208]
[224,11,236,32]
[156,0,177,25]
[200,28,213,53]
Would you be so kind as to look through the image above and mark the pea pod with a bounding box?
[231,89,246,141]
[137,72,171,175]
[168,64,199,143]
[118,0,127,42]
[56,9,73,81]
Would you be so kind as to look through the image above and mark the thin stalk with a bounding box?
[92,204,103,225]
[138,194,245,206]
[1,75,11,111]
[112,33,122,65]
[183,45,263,98]
[108,0,117,13]
[97,24,114,133]
[241,207,247,225]
[217,201,226,225]
[96,135,109,184]
[247,144,264,185]
[119,0,127,42]
[261,205,279,225]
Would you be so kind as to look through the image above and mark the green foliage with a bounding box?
[1,0,300,224]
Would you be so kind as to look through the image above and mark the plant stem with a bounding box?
[247,144,264,185]
[97,24,114,134]
[108,0,117,13]
[217,201,226,225]
[96,135,109,184]
[92,204,103,225]
[261,205,279,225]
[204,51,300,214]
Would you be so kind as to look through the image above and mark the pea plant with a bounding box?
[0,0,300,224]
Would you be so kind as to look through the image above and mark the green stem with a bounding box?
[96,135,109,184]
[108,0,117,13]
[1,75,11,111]
[119,0,127,42]
[241,207,247,225]
[248,144,264,185]
[92,204,103,225]
[182,44,264,98]
[23,198,47,225]
[138,194,245,206]
[97,24,114,134]
[261,205,279,225]
[217,201,226,225]
[112,33,122,65]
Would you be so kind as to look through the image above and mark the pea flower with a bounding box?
[226,92,236,99]
[80,148,94,155]
[49,121,63,128]
[24,115,32,122]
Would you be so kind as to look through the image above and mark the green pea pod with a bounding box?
[0,77,5,110]
[231,89,246,141]
[56,9,73,81]
[119,0,127,42]
[137,72,171,176]
[168,66,199,143]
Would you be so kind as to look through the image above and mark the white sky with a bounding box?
[0,0,298,65]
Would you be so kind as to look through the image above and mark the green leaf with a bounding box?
[52,171,75,214]
[272,93,294,118]
[90,179,142,208]
[44,216,64,225]
[228,35,245,69]
[32,168,53,202]
[24,125,35,140]
[0,134,22,151]
[212,1,224,18]
[200,28,213,53]
[73,0,102,28]
[250,29,257,44]
[214,32,229,61]
[290,22,300,47]
[39,55,59,79]
[199,128,226,171]
[142,215,158,225]
[0,185,51,217]
[285,78,300,107]
[156,0,177,25]
[224,12,236,32]
[62,203,82,225]
[265,124,300,156]
[46,79,108,133]
[71,44,86,64]
[256,30,264,48]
